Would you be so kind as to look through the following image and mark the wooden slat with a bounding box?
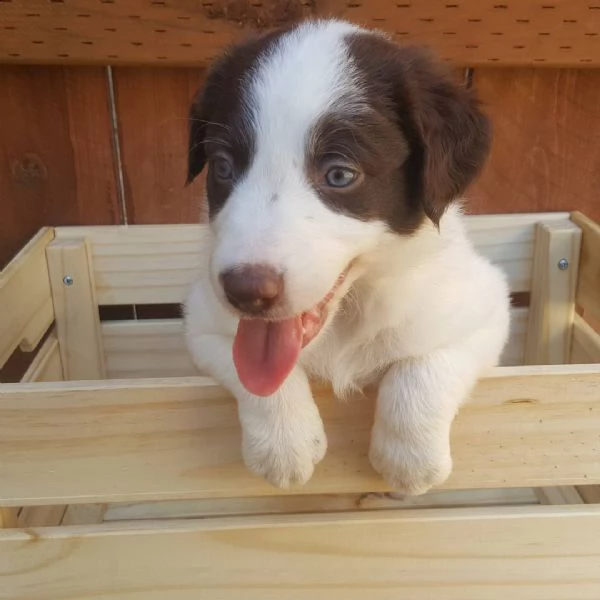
[1,365,599,507]
[3,506,600,599]
[54,213,569,305]
[1,1,600,67]
[571,212,600,326]
[101,307,529,380]
[46,239,106,380]
[0,66,122,268]
[104,488,539,522]
[102,319,198,379]
[470,70,600,224]
[0,228,54,369]
[525,220,582,364]
[20,332,63,383]
[571,314,600,364]
[17,505,66,528]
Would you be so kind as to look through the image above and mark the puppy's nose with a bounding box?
[220,265,284,315]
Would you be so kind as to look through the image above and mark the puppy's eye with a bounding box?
[324,166,359,189]
[211,157,234,182]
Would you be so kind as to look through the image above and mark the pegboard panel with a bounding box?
[0,0,598,66]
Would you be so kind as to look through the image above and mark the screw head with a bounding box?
[63,275,74,286]
[558,258,569,271]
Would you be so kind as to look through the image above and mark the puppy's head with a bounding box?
[187,20,490,395]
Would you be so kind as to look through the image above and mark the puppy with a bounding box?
[184,19,510,494]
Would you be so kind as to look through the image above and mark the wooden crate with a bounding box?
[1,211,600,599]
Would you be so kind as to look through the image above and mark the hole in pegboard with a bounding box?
[541,4,556,8]
[491,31,504,35]
[560,45,573,49]
[468,18,482,22]
[8,52,21,57]
[50,0,64,3]
[396,2,411,6]
[155,28,167,33]
[32,40,44,44]
[493,4,508,9]
[4,26,16,30]
[538,31,551,35]
[533,58,547,62]
[57,53,70,58]
[487,57,500,61]
[81,41,94,45]
[372,17,386,22]
[445,3,459,7]
[54,26,68,31]
[420,17,434,22]
[100,0,115,3]
[151,0,166,4]
[180,43,192,47]
[585,32,599,36]
[105,27,117,32]
[131,42,143,46]
[443,31,456,35]
[25,13,41,17]
[157,56,169,59]
[589,5,600,9]
[203,30,216,34]
[177,15,192,20]
[465,44,479,48]
[516,18,530,23]
[513,45,526,49]
[396,31,409,35]
[129,15,142,19]
[580,58,593,62]
[563,19,578,22]
[108,54,119,59]
[77,13,91,18]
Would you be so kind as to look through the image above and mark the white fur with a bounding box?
[185,21,510,493]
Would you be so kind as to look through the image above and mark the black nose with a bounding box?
[220,265,284,315]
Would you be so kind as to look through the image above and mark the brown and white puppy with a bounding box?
[184,19,510,493]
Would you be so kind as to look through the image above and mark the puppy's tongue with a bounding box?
[233,317,303,397]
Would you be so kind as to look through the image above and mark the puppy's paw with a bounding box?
[242,417,327,488]
[369,428,452,496]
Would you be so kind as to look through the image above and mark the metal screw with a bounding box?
[63,275,74,286]
[558,258,569,271]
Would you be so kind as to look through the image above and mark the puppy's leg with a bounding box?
[185,282,326,488]
[369,328,504,496]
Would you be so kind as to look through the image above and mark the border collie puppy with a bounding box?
[184,19,510,494]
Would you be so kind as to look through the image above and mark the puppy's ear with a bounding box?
[400,49,491,225]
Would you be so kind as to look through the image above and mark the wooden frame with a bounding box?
[1,211,600,598]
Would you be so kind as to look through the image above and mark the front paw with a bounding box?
[369,428,452,496]
[242,420,327,488]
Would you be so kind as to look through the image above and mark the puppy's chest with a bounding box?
[300,316,418,393]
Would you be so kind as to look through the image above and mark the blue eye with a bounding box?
[325,166,358,188]
[212,157,234,181]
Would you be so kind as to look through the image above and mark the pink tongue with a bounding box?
[233,317,303,397]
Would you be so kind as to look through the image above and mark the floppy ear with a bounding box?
[392,47,492,225]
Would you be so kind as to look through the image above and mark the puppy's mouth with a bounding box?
[232,267,350,397]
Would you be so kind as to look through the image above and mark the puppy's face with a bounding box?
[187,19,490,334]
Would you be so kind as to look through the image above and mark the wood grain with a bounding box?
[3,505,600,599]
[113,67,207,224]
[524,220,581,365]
[1,365,599,507]
[571,212,600,326]
[468,69,600,222]
[0,228,54,370]
[1,0,600,67]
[0,65,121,268]
[46,239,107,380]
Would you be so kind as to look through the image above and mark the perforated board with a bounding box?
[0,0,598,66]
